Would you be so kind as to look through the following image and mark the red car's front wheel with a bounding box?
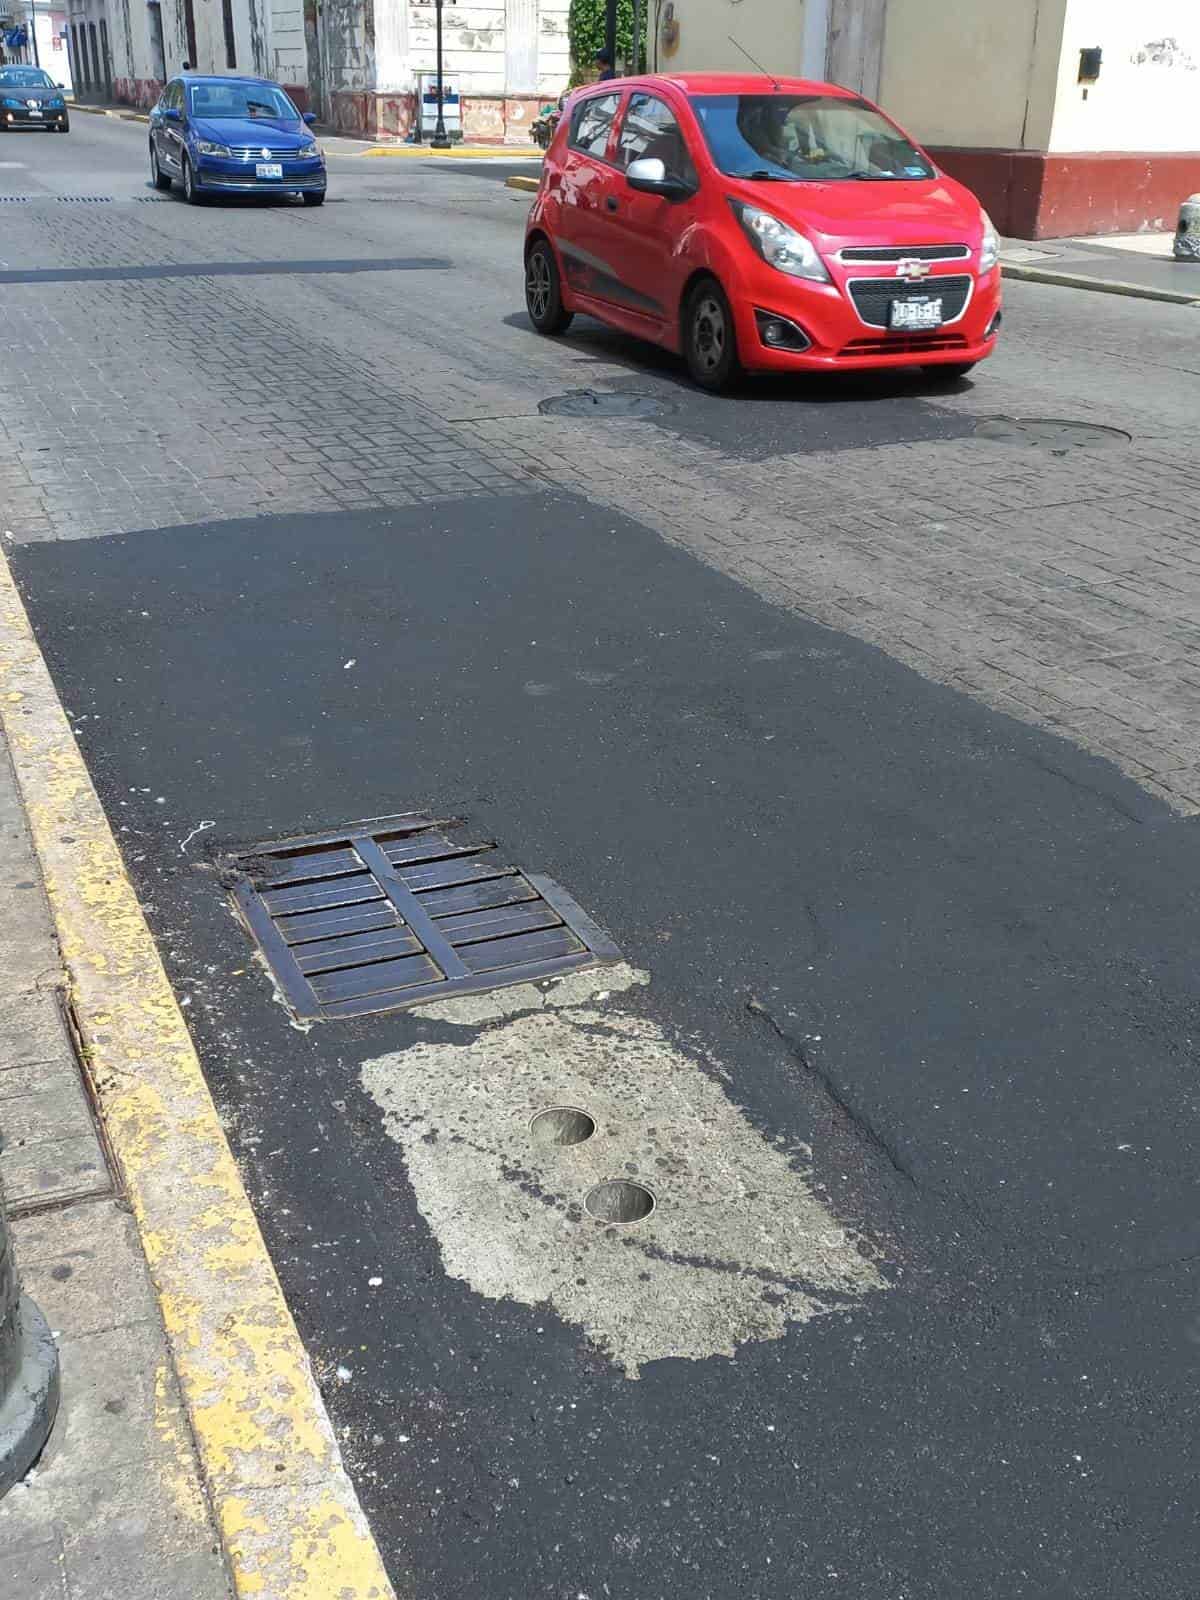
[684,278,740,392]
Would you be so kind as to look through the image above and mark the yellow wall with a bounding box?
[1048,0,1200,151]
[877,0,1065,149]
[659,0,809,77]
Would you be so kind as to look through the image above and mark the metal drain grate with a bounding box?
[229,814,621,1020]
[56,195,114,203]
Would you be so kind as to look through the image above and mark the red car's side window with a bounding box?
[615,92,698,186]
[567,92,622,166]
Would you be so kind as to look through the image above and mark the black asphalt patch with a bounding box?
[13,493,1200,1599]
[0,256,452,285]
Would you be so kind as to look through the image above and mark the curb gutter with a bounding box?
[71,103,150,124]
[0,553,396,1599]
[505,174,540,193]
[362,143,540,158]
[1000,259,1200,306]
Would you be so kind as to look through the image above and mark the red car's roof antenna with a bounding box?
[727,36,783,93]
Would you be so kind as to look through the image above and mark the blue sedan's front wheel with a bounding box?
[181,154,203,205]
[149,142,171,191]
[301,191,325,207]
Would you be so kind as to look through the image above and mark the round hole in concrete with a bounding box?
[530,1107,596,1147]
[585,1179,656,1224]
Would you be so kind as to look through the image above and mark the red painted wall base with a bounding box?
[927,147,1200,239]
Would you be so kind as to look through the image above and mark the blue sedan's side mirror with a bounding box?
[163,106,181,122]
[302,111,316,125]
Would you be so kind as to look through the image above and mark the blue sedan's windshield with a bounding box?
[0,67,56,90]
[187,81,299,120]
[689,93,935,182]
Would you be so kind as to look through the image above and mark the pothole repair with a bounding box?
[361,963,883,1376]
[973,416,1132,451]
[538,390,676,419]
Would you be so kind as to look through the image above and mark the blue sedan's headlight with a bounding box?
[298,143,321,160]
[49,97,64,108]
[2,98,24,109]
[195,139,232,157]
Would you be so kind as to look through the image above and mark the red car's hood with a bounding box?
[725,175,984,249]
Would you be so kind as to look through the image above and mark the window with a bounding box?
[221,0,236,69]
[568,92,620,161]
[0,67,56,89]
[164,79,183,112]
[187,80,300,119]
[689,93,935,183]
[617,93,696,184]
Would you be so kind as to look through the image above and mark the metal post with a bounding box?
[0,1167,60,1497]
[631,0,640,73]
[431,0,450,149]
[28,1,40,66]
[604,0,617,76]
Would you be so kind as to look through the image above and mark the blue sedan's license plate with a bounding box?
[256,162,283,179]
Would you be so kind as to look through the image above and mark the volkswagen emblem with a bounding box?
[261,146,271,160]
[895,258,932,279]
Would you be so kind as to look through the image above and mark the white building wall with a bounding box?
[536,0,567,94]
[1047,0,1200,151]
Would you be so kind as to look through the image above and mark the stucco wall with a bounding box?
[877,0,1065,149]
[661,0,809,77]
[1048,0,1200,151]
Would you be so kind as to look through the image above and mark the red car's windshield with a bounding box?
[689,93,935,183]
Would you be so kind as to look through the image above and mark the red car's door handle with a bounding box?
[605,196,618,213]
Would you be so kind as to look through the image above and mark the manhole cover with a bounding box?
[539,389,675,419]
[228,814,622,1021]
[974,416,1131,451]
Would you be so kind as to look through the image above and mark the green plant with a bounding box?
[567,0,648,84]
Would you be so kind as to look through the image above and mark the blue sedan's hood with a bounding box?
[191,116,307,146]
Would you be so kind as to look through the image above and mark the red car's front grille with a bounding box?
[839,333,970,358]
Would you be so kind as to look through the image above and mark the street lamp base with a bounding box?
[431,136,452,150]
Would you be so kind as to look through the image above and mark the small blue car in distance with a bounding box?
[149,73,326,205]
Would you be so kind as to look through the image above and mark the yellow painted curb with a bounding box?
[361,143,540,158]
[0,553,396,1600]
[505,175,540,194]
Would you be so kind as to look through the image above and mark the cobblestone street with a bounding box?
[3,117,1200,814]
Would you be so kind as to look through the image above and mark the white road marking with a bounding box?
[362,969,883,1376]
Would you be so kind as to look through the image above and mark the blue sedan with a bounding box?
[149,73,326,206]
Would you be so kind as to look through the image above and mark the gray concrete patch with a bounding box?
[363,988,881,1376]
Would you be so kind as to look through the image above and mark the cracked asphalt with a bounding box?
[4,113,1200,1599]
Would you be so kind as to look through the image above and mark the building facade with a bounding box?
[656,0,1200,236]
[71,0,569,139]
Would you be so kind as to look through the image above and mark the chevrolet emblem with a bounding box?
[895,258,932,279]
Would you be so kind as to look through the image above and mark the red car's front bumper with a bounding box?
[725,255,1002,373]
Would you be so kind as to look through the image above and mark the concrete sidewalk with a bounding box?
[0,728,233,1600]
[1001,232,1200,305]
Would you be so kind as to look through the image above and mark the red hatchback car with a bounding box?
[524,72,1002,389]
